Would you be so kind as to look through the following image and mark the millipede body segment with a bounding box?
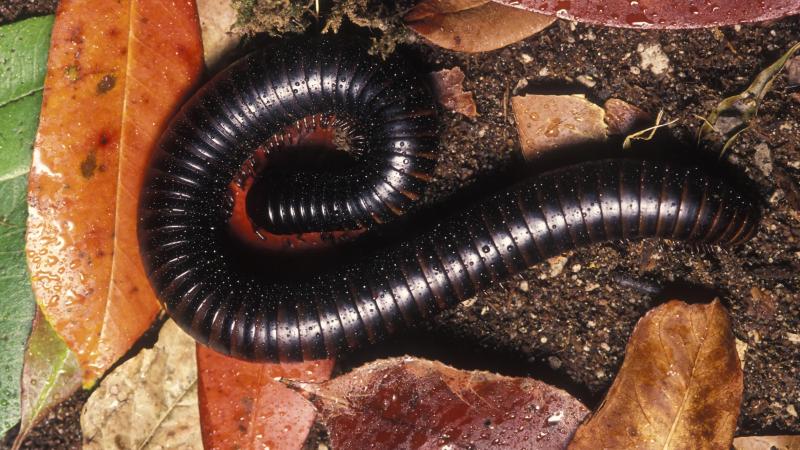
[139,39,759,362]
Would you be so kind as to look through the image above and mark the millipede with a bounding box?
[138,38,760,362]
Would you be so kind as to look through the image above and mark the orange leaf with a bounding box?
[26,0,203,384]
[196,345,335,450]
[568,299,743,450]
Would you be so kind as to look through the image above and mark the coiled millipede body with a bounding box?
[139,39,759,362]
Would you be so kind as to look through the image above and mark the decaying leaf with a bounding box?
[197,346,334,450]
[430,67,477,117]
[493,0,800,29]
[568,300,743,450]
[292,357,588,450]
[80,320,201,450]
[197,0,241,70]
[733,435,800,450]
[511,94,607,160]
[26,0,204,384]
[405,0,555,53]
[13,308,81,450]
[698,42,800,156]
[0,15,53,437]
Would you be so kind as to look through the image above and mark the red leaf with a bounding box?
[196,345,334,450]
[294,357,589,450]
[493,0,800,29]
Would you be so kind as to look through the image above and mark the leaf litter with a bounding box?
[80,321,200,450]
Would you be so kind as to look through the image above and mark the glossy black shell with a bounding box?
[139,40,759,362]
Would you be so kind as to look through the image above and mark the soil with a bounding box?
[2,0,799,448]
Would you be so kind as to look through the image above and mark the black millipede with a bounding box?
[138,38,760,362]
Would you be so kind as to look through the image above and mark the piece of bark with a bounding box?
[512,94,608,160]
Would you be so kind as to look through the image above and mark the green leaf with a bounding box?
[13,309,81,450]
[0,15,54,437]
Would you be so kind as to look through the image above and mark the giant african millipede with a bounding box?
[138,38,759,362]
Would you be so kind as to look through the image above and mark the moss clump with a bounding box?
[231,0,414,57]
[232,0,315,36]
[323,0,413,57]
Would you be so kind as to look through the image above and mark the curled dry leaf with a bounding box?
[493,0,800,29]
[511,94,608,161]
[430,67,477,117]
[733,435,800,450]
[26,0,204,384]
[568,299,743,450]
[81,320,201,450]
[405,0,555,53]
[292,357,589,450]
[196,346,334,450]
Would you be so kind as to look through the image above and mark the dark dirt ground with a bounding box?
[2,1,800,448]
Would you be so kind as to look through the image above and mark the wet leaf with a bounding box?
[197,345,334,450]
[292,357,588,450]
[405,0,555,53]
[733,435,800,450]
[511,94,607,161]
[698,42,800,156]
[493,0,800,29]
[81,320,201,449]
[568,300,743,450]
[430,67,477,117]
[0,15,53,438]
[13,308,81,449]
[197,0,241,70]
[26,0,204,384]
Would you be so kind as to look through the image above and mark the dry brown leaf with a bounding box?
[80,320,201,449]
[511,94,608,160]
[293,357,589,449]
[405,0,555,53]
[197,0,241,70]
[26,0,204,384]
[733,435,800,450]
[430,67,477,117]
[568,299,743,450]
